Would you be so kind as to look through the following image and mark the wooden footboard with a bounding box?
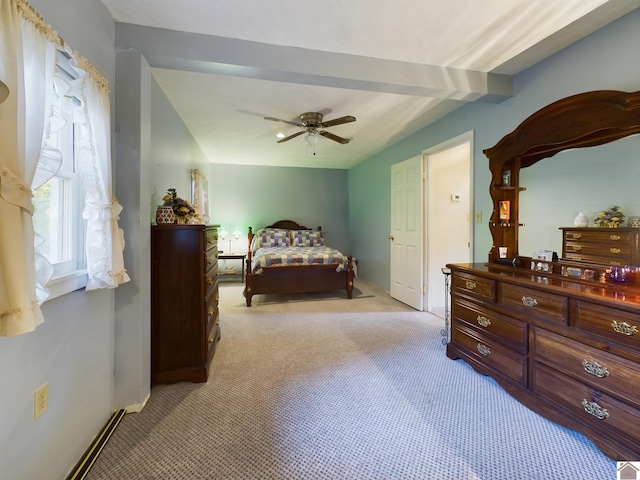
[243,256,354,307]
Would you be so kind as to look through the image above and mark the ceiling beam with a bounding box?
[116,23,513,103]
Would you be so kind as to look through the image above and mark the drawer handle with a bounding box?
[208,333,214,343]
[207,276,214,285]
[476,315,491,328]
[571,246,582,251]
[207,256,214,264]
[609,234,621,241]
[521,296,538,307]
[610,248,621,254]
[581,359,609,378]
[207,237,214,245]
[208,306,214,316]
[581,399,609,420]
[476,343,491,356]
[571,233,582,239]
[465,280,476,290]
[611,320,638,336]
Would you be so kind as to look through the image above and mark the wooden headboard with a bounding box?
[267,219,312,230]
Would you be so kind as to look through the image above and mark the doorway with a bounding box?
[424,132,473,316]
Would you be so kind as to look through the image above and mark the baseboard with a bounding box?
[66,409,126,480]
[124,391,150,413]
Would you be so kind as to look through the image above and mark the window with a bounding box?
[31,54,88,299]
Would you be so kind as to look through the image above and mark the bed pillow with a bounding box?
[254,228,290,248]
[291,229,325,247]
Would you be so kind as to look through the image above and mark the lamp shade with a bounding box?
[219,229,229,239]
[304,132,318,146]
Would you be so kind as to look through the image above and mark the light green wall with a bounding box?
[150,77,209,216]
[349,9,640,291]
[206,164,349,253]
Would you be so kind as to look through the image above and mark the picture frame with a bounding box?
[191,169,210,224]
[499,200,510,221]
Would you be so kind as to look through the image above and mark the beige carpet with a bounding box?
[84,281,615,479]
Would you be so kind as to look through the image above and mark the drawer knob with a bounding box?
[465,280,476,290]
[521,296,538,307]
[581,399,609,420]
[207,256,214,264]
[611,320,638,336]
[208,306,214,316]
[610,248,621,254]
[572,246,582,251]
[571,233,582,239]
[476,343,491,356]
[476,315,491,328]
[207,276,214,285]
[581,359,609,378]
[208,333,214,343]
[609,234,621,241]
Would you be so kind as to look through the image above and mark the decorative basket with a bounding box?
[155,205,175,224]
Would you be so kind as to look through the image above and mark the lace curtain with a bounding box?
[73,60,129,290]
[0,0,129,337]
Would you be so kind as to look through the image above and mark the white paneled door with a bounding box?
[390,155,423,310]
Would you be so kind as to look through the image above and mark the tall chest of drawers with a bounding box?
[561,227,640,266]
[151,224,221,384]
[447,263,640,460]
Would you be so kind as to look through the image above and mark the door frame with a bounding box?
[423,131,474,314]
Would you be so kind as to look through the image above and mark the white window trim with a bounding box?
[45,270,89,301]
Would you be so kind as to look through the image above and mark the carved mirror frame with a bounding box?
[483,90,640,264]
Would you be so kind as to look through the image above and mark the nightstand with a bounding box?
[218,253,246,282]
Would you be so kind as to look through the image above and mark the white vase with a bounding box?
[574,212,589,227]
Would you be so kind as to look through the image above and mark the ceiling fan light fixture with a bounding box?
[304,132,318,146]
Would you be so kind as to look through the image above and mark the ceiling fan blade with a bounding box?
[264,116,302,127]
[320,115,356,128]
[319,130,350,144]
[277,130,305,143]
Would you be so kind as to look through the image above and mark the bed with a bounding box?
[243,220,354,306]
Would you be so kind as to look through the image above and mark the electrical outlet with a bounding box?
[34,382,48,420]
[475,211,482,223]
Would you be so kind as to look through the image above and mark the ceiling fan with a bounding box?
[265,111,356,145]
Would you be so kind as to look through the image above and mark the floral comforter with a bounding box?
[251,246,347,275]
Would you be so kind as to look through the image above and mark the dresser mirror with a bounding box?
[519,134,640,257]
[483,90,640,272]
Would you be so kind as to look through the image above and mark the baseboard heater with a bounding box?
[66,408,126,480]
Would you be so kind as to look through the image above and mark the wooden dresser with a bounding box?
[561,227,640,266]
[151,224,221,384]
[446,262,640,460]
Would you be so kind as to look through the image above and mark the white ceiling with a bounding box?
[100,0,638,169]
